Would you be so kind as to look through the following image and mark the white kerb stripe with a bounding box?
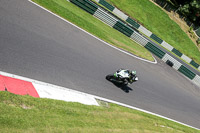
[181,54,192,63]
[93,8,118,27]
[130,32,149,46]
[33,83,99,106]
[161,41,173,51]
[162,53,182,70]
[138,26,152,37]
[192,75,200,87]
[95,0,100,2]
[113,8,128,20]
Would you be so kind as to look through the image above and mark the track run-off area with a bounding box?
[0,0,200,129]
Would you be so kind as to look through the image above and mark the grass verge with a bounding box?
[106,0,200,64]
[0,91,199,132]
[31,0,154,61]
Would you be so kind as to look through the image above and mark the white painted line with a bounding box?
[92,95,200,130]
[113,8,128,20]
[138,26,152,37]
[33,83,99,106]
[28,0,157,64]
[181,54,192,63]
[0,71,199,130]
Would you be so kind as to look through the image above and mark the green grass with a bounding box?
[105,0,200,64]
[0,91,199,132]
[31,0,154,61]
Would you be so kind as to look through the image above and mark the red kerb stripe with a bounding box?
[0,75,39,97]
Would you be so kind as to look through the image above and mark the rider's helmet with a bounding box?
[131,71,136,76]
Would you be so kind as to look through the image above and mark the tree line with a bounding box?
[171,0,200,26]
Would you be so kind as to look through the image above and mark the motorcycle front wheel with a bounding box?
[106,74,113,80]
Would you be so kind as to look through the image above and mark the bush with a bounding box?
[197,38,200,44]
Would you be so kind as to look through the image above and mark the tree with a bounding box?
[179,0,200,25]
[171,0,191,5]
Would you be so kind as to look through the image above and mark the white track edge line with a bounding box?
[93,96,200,130]
[0,71,199,130]
[28,0,157,64]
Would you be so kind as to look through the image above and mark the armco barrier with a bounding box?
[70,0,200,86]
[70,0,98,15]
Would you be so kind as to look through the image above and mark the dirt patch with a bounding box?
[3,101,33,109]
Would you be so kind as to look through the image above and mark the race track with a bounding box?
[0,0,200,129]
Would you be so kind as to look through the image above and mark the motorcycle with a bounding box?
[106,69,138,86]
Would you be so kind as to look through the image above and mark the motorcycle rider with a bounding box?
[115,69,137,84]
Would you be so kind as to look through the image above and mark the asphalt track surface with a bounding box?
[1,0,200,129]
